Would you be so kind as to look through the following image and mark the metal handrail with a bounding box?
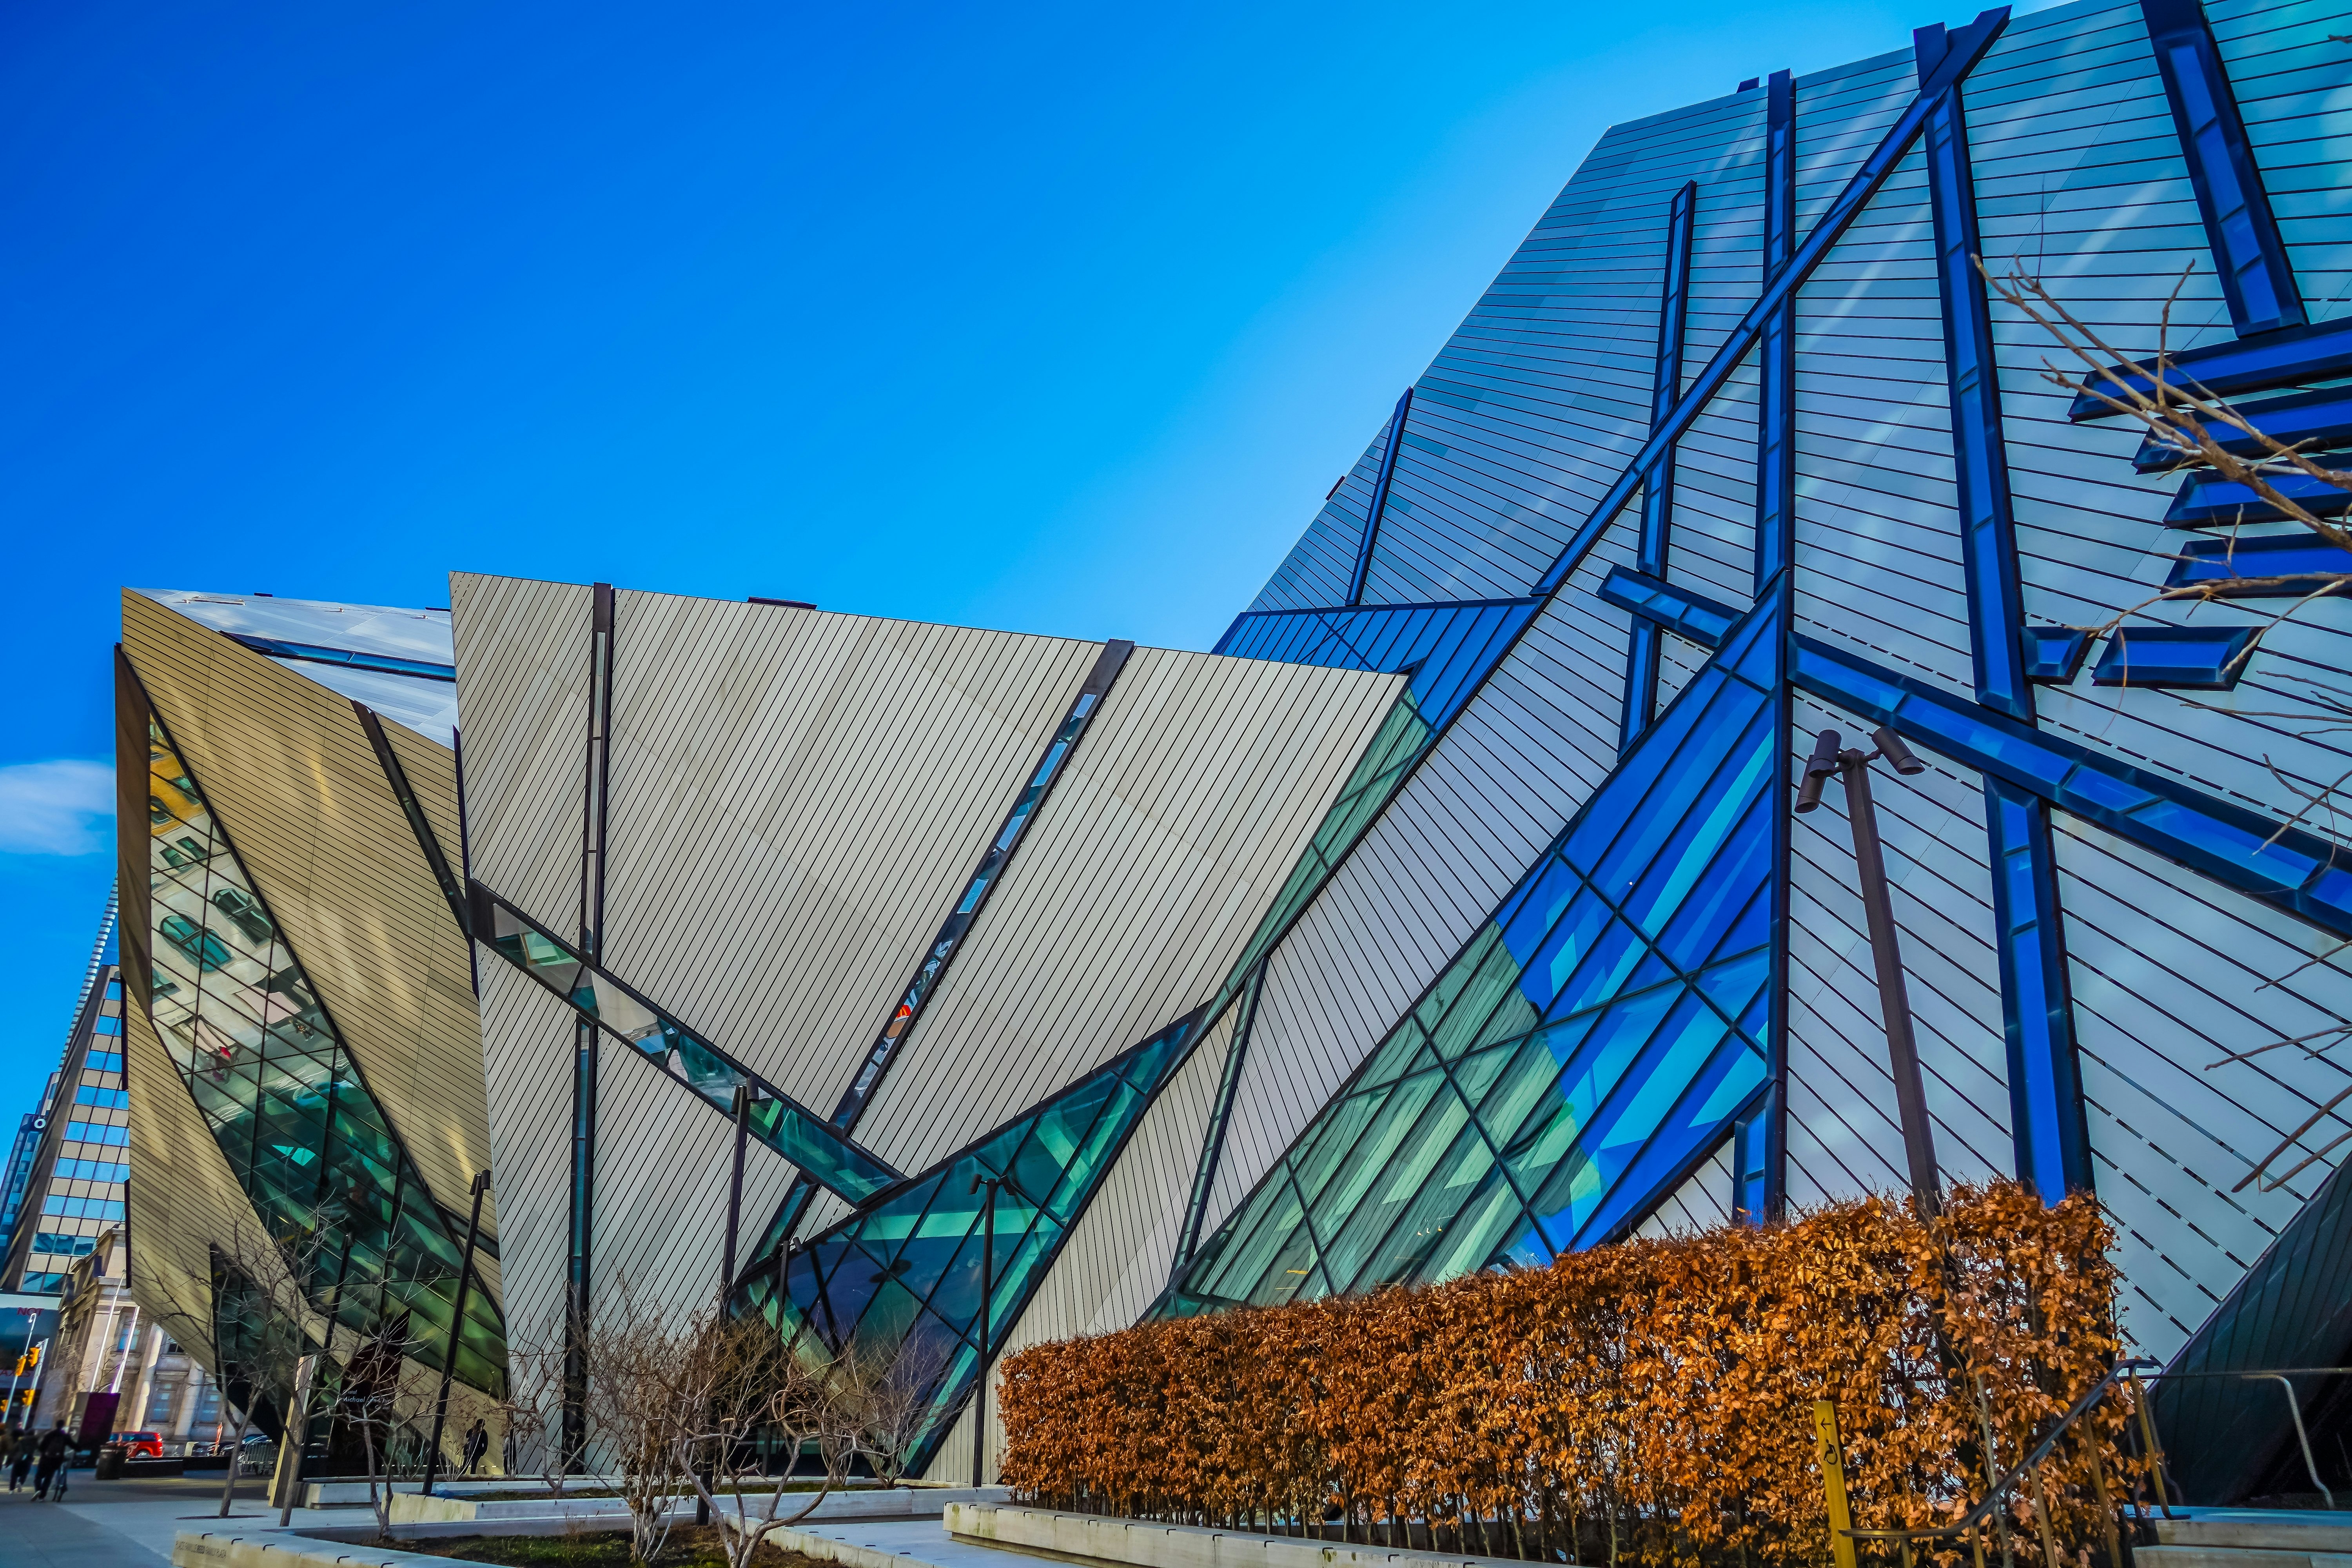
[2138,1365,2352,1512]
[1840,1358,2159,1544]
[1839,1359,2352,1549]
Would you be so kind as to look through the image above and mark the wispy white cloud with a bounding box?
[0,760,115,856]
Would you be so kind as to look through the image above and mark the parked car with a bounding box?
[114,1431,163,1458]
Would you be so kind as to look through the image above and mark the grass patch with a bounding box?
[432,1526,826,1568]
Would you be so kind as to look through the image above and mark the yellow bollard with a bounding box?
[1815,1399,1859,1568]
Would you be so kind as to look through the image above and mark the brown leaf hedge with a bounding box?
[1001,1185,2142,1567]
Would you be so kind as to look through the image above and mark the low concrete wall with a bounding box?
[945,1504,1534,1568]
[723,1519,942,1568]
[305,1476,617,1508]
[387,1483,1004,1526]
[173,1528,461,1568]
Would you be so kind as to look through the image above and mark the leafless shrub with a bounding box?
[845,1329,949,1488]
[576,1281,839,1568]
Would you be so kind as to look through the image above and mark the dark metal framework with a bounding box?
[1621,181,1697,752]
[563,582,615,1472]
[1169,957,1266,1274]
[354,702,470,940]
[1345,388,1416,607]
[1755,66,1798,1222]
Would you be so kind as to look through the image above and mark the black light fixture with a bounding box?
[1792,726,1942,1218]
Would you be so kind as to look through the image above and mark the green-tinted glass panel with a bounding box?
[1164,599,1786,1318]
[755,1011,1197,1479]
[143,714,505,1396]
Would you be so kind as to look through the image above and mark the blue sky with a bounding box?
[0,0,2035,1114]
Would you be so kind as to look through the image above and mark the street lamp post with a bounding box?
[421,1168,493,1497]
[700,1085,753,1527]
[968,1173,1001,1489]
[1796,726,1943,1218]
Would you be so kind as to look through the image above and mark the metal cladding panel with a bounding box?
[594,587,1096,1112]
[586,1028,803,1316]
[449,573,596,930]
[2051,813,2352,1363]
[472,953,575,1364]
[122,991,269,1368]
[855,647,1402,1177]
[1198,551,1637,1240]
[1633,1137,1736,1238]
[2210,0,2352,321]
[1783,690,2014,1208]
[1009,1007,1234,1350]
[1365,98,1771,608]
[122,591,497,1244]
[1249,426,1397,613]
[1789,142,1975,704]
[1965,4,2352,828]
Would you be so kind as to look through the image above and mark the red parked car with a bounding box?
[114,1431,163,1458]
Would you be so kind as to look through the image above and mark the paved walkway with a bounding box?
[0,1473,354,1568]
[790,1515,1030,1568]
[0,1474,1053,1568]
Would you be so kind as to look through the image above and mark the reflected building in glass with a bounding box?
[113,0,2352,1505]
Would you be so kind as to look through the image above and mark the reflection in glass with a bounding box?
[1165,599,1785,1317]
[143,714,506,1395]
[741,1013,1197,1478]
[474,891,900,1205]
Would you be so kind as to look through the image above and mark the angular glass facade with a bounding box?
[474,885,902,1204]
[144,712,505,1393]
[1167,599,1780,1313]
[751,1012,1199,1474]
[1207,595,1541,1018]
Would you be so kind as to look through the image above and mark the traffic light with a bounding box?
[12,1346,36,1379]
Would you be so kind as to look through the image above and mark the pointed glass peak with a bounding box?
[745,1009,1202,1478]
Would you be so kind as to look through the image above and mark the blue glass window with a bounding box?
[219,633,456,682]
[64,1122,127,1148]
[73,1086,127,1111]
[2140,0,2305,337]
[2022,626,2092,682]
[2070,318,2352,421]
[1166,597,1784,1317]
[2090,626,2257,689]
[2165,532,2352,590]
[2132,387,2352,474]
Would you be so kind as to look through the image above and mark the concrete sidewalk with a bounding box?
[34,1474,352,1566]
[785,1515,1040,1568]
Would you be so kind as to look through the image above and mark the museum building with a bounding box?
[115,0,2352,1502]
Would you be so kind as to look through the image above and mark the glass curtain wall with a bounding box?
[143,711,506,1394]
[746,1013,1197,1476]
[1167,600,1784,1314]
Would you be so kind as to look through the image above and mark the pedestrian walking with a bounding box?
[461,1417,488,1477]
[0,1425,18,1492]
[31,1423,68,1500]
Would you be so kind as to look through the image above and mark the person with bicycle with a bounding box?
[31,1423,69,1501]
